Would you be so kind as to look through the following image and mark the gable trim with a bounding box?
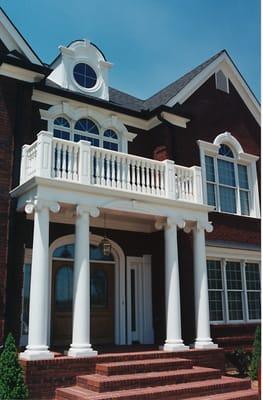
[166,52,260,125]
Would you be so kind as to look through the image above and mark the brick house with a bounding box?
[0,7,260,399]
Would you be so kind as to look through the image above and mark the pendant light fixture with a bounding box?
[99,213,111,257]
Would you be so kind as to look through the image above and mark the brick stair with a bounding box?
[55,351,258,400]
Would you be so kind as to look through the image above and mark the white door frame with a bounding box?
[126,255,154,345]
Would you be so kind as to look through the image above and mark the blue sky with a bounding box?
[1,0,260,100]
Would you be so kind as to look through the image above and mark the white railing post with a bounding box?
[79,140,91,185]
[36,131,53,178]
[191,166,203,204]
[20,144,30,184]
[164,159,176,199]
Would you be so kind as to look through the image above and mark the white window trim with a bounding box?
[198,132,260,218]
[206,246,261,325]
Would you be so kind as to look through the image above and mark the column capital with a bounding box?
[76,204,100,218]
[184,220,213,233]
[155,217,185,230]
[25,198,60,214]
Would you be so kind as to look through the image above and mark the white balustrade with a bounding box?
[19,131,203,204]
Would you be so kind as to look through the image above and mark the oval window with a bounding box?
[73,63,97,88]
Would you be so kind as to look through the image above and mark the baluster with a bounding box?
[94,150,99,184]
[136,160,141,192]
[156,165,160,195]
[131,159,136,191]
[160,164,165,195]
[141,161,145,193]
[127,159,131,190]
[151,164,155,194]
[67,144,73,180]
[146,162,150,193]
[56,143,62,178]
[116,155,121,189]
[106,153,111,186]
[73,146,78,181]
[111,153,116,188]
[122,156,127,190]
[61,143,67,179]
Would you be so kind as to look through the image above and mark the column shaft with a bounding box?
[193,226,217,348]
[20,206,53,360]
[68,207,97,357]
[164,222,188,351]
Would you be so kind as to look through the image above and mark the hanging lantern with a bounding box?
[99,213,112,256]
[100,236,112,257]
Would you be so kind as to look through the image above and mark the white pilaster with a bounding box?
[68,205,99,357]
[163,218,189,351]
[193,221,218,349]
[20,198,60,360]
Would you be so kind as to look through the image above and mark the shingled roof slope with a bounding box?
[108,50,225,112]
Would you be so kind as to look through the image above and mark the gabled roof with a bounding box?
[0,7,42,65]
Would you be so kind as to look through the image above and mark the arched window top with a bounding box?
[213,132,244,155]
[54,117,70,128]
[218,144,234,158]
[74,118,99,135]
[104,129,118,139]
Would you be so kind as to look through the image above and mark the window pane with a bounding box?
[74,134,99,147]
[207,260,222,289]
[208,291,223,321]
[91,269,108,307]
[55,266,73,311]
[54,117,70,127]
[246,264,260,290]
[21,264,31,335]
[104,129,118,139]
[74,119,99,135]
[226,262,242,290]
[219,144,234,158]
[73,63,97,88]
[103,141,118,151]
[228,291,243,320]
[247,292,261,320]
[218,159,235,186]
[207,183,216,206]
[53,244,74,259]
[205,156,215,182]
[240,190,249,216]
[54,129,70,140]
[238,165,249,189]
[219,186,236,213]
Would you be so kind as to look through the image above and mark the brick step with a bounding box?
[224,346,253,353]
[96,357,193,376]
[78,366,221,392]
[186,388,258,399]
[216,336,254,344]
[55,376,251,400]
[95,350,185,363]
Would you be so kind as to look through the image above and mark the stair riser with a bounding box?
[96,360,193,376]
[56,380,252,400]
[79,371,222,392]
[97,351,186,363]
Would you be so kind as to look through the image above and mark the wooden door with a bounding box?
[90,262,115,344]
[51,261,115,347]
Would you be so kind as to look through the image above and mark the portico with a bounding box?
[11,130,218,360]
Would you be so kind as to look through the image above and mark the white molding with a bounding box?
[206,246,261,261]
[160,111,190,128]
[0,9,42,65]
[166,52,260,125]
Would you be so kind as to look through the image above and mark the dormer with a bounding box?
[46,40,112,100]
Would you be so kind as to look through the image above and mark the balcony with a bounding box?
[19,131,204,205]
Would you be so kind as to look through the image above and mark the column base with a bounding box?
[194,339,218,349]
[163,341,189,352]
[19,349,54,361]
[68,344,98,358]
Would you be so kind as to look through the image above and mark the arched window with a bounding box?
[55,266,73,311]
[53,117,71,140]
[74,118,100,146]
[205,142,250,215]
[103,129,119,151]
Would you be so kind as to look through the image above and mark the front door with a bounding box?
[51,261,115,347]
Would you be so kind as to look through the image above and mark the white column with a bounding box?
[68,205,99,357]
[193,222,218,349]
[20,198,60,360]
[163,218,189,351]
